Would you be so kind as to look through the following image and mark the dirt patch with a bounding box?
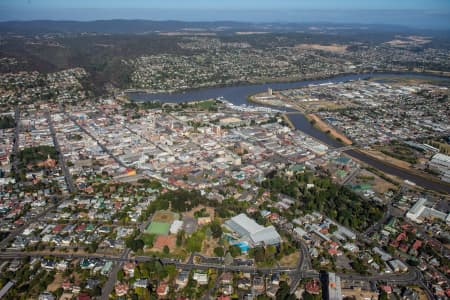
[412,287,429,300]
[307,113,352,145]
[296,44,348,53]
[201,237,220,257]
[236,32,268,35]
[356,169,397,194]
[279,252,300,268]
[302,100,351,112]
[362,149,411,169]
[47,272,64,292]
[184,205,215,219]
[152,210,179,223]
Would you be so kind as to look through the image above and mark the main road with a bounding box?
[11,106,20,175]
[0,251,425,285]
[46,112,76,193]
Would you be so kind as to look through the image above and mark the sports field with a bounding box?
[146,221,170,235]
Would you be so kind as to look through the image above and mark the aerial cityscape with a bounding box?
[0,1,449,300]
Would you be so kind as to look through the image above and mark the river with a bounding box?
[128,72,450,193]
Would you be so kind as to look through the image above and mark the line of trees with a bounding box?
[262,171,385,231]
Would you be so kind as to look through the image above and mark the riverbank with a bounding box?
[305,113,353,145]
[346,149,450,194]
[359,149,450,188]
[126,70,450,96]
[281,114,295,130]
[126,72,450,194]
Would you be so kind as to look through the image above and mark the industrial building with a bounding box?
[428,153,450,183]
[224,213,281,246]
[406,198,450,224]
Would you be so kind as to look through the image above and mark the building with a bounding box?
[406,198,450,224]
[324,272,342,300]
[193,272,208,285]
[388,259,408,273]
[157,282,169,297]
[38,293,55,300]
[428,153,450,182]
[305,279,321,295]
[133,279,148,288]
[176,271,190,289]
[0,281,15,299]
[224,213,281,246]
[115,282,129,297]
[170,220,183,234]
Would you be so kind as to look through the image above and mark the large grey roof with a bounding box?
[225,213,281,246]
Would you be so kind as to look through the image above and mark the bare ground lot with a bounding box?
[47,272,64,292]
[152,210,179,223]
[307,113,353,145]
[362,149,412,170]
[278,252,300,268]
[296,43,348,53]
[354,169,397,195]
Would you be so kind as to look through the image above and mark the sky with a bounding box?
[1,0,450,29]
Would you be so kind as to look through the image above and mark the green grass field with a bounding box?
[146,221,170,235]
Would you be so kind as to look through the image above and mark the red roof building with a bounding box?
[380,285,392,294]
[411,240,422,251]
[157,282,169,297]
[77,294,91,300]
[305,279,321,295]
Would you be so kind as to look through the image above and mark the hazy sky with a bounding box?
[1,0,450,29]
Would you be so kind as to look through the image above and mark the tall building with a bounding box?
[323,272,342,300]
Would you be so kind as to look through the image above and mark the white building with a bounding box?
[170,220,183,234]
[224,213,281,246]
[428,153,450,182]
[406,198,450,224]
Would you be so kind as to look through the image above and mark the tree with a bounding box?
[266,245,277,258]
[186,231,205,253]
[328,224,338,234]
[117,269,125,281]
[276,281,296,300]
[228,245,241,258]
[252,246,265,262]
[134,267,141,279]
[163,245,170,254]
[210,222,223,239]
[142,234,155,247]
[127,239,145,252]
[214,247,224,257]
[176,230,185,247]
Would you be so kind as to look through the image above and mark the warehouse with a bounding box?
[224,213,281,246]
[428,153,450,182]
